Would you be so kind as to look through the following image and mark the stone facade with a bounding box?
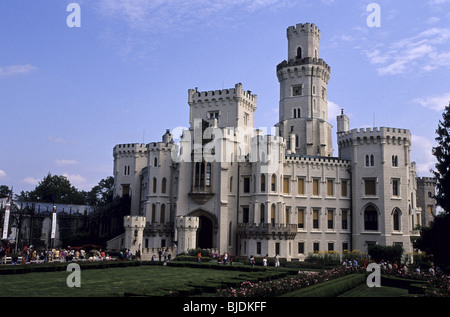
[108,23,436,261]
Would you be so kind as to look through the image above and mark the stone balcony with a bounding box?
[237,223,298,240]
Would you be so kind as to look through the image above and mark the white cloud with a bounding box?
[364,27,450,75]
[413,92,450,111]
[0,170,7,179]
[23,177,40,186]
[95,0,290,31]
[411,135,436,175]
[62,174,88,188]
[0,64,37,77]
[327,100,342,123]
[55,159,79,167]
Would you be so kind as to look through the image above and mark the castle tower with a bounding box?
[123,215,146,255]
[175,216,199,255]
[276,23,333,157]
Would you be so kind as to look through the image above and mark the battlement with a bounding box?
[124,215,146,228]
[114,143,148,156]
[417,177,436,186]
[188,83,257,109]
[176,215,199,229]
[285,154,350,167]
[287,22,320,39]
[337,127,411,144]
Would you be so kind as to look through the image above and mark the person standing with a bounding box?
[274,254,280,268]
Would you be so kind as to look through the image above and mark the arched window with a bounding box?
[271,174,276,191]
[154,157,158,167]
[151,204,156,223]
[161,177,167,194]
[392,155,398,167]
[152,177,157,193]
[393,208,401,231]
[364,205,378,231]
[260,203,265,224]
[260,174,266,192]
[297,47,302,59]
[160,204,166,224]
[295,134,299,148]
[271,204,276,225]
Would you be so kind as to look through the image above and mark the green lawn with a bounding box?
[0,265,248,297]
[338,282,412,297]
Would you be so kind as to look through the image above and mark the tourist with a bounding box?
[197,252,202,263]
[249,255,255,267]
[275,254,280,267]
[223,253,228,265]
[263,256,267,267]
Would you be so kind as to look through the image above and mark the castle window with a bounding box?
[327,179,334,196]
[151,204,156,223]
[364,179,377,196]
[160,204,166,224]
[154,157,158,167]
[260,174,266,192]
[327,209,334,229]
[392,179,400,197]
[243,176,250,193]
[283,177,290,194]
[271,174,276,191]
[161,178,167,194]
[393,208,400,231]
[392,155,398,167]
[295,134,299,148]
[292,85,302,96]
[364,206,378,231]
[313,209,319,229]
[297,208,304,229]
[209,111,219,121]
[341,210,348,230]
[152,177,157,194]
[229,176,233,193]
[297,178,305,195]
[313,242,320,253]
[312,178,320,196]
[271,204,276,225]
[365,155,375,167]
[260,203,265,224]
[243,206,249,223]
[298,242,304,254]
[124,165,131,176]
[244,112,249,126]
[341,180,348,197]
[285,206,291,225]
[328,242,334,251]
[297,47,302,59]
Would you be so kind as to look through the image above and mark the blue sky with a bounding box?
[1,0,449,194]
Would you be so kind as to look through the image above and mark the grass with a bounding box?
[338,282,412,297]
[0,264,249,297]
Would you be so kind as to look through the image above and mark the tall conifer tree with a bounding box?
[432,102,450,214]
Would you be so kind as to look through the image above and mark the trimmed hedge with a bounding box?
[281,274,366,297]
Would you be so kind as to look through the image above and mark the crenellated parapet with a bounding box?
[287,23,320,40]
[188,83,257,111]
[176,215,199,230]
[338,127,411,149]
[114,143,148,158]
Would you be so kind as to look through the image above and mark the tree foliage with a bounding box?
[432,102,450,214]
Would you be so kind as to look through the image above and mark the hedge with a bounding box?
[281,274,366,297]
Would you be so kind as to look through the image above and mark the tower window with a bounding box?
[392,155,398,167]
[297,47,302,59]
[364,206,378,231]
[292,85,302,96]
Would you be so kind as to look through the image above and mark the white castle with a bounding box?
[107,23,435,261]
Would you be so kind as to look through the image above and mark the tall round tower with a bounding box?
[277,23,333,157]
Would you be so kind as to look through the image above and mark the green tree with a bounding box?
[432,102,450,214]
[19,173,86,204]
[414,102,450,266]
[0,185,11,198]
[86,176,114,206]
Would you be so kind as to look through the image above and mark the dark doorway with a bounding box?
[197,215,213,249]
